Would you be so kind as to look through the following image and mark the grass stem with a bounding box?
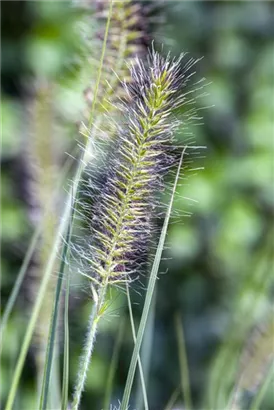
[175,312,192,410]
[71,285,107,410]
[126,283,149,410]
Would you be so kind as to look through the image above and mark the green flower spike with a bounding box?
[72,49,200,410]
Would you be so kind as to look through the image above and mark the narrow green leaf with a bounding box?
[39,1,113,407]
[48,351,61,410]
[4,1,114,407]
[206,226,274,410]
[4,187,73,410]
[250,366,274,410]
[103,317,125,410]
[87,0,113,130]
[39,182,76,410]
[175,312,192,410]
[135,284,156,410]
[3,151,76,410]
[61,247,71,410]
[0,152,74,351]
[163,386,181,410]
[0,225,41,349]
[126,283,149,410]
[121,149,186,410]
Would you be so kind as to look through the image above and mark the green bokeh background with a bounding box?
[1,1,273,409]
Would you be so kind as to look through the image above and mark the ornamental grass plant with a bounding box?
[1,1,273,410]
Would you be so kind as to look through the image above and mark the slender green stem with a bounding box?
[39,162,80,410]
[71,285,107,410]
[175,312,192,410]
[48,348,61,410]
[126,284,149,410]
[103,317,125,410]
[0,225,41,349]
[61,255,71,410]
[206,227,274,410]
[0,151,74,350]
[5,147,82,410]
[4,2,113,407]
[71,4,114,408]
[88,0,113,130]
[135,282,156,410]
[250,366,273,410]
[2,150,74,409]
[4,188,73,410]
[163,386,181,410]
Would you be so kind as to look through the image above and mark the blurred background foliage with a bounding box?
[1,1,274,409]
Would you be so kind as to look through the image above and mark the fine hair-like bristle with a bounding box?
[77,50,200,288]
[71,49,202,410]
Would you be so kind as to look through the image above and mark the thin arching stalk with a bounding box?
[126,283,149,410]
[4,2,114,409]
[71,285,107,410]
[39,2,114,409]
[175,312,192,410]
[103,317,125,409]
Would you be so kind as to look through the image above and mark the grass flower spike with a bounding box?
[72,50,199,409]
[80,0,151,132]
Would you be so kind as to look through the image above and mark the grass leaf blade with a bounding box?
[4,191,73,410]
[61,253,71,410]
[135,288,156,410]
[0,226,41,348]
[175,312,192,410]
[126,284,149,410]
[0,152,74,351]
[103,317,125,410]
[250,366,274,410]
[39,188,75,410]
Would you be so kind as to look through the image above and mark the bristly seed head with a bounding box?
[78,50,200,288]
